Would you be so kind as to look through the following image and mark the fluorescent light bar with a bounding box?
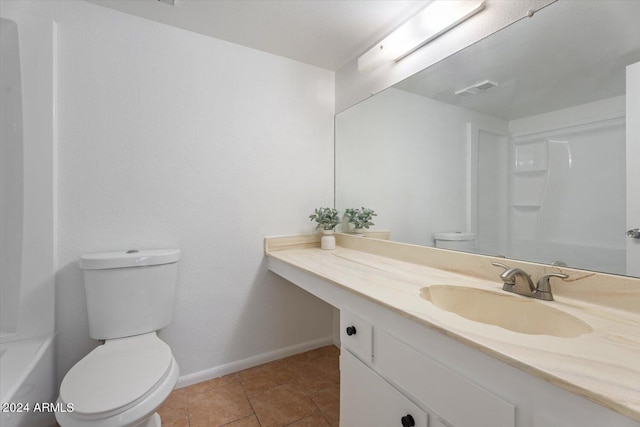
[358,0,485,72]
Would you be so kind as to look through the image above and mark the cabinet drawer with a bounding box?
[341,350,427,427]
[375,330,515,427]
[340,309,373,363]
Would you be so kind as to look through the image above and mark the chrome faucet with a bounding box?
[492,262,535,294]
[535,272,570,301]
[492,262,568,301]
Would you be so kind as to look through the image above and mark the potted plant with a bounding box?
[344,207,377,233]
[309,207,340,250]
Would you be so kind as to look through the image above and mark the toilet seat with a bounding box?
[59,333,173,418]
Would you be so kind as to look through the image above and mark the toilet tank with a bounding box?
[79,249,180,340]
[433,232,476,253]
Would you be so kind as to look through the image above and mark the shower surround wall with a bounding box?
[0,17,23,335]
[0,6,56,424]
[1,0,335,387]
[0,6,55,344]
[508,96,626,274]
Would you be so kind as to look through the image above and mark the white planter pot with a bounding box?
[321,230,336,250]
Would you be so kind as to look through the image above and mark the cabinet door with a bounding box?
[341,350,428,427]
[375,330,515,427]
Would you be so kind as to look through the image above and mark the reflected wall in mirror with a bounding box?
[335,0,640,278]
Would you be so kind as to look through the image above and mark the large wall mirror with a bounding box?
[336,0,640,278]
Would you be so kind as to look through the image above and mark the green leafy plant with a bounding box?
[309,207,340,231]
[344,207,377,230]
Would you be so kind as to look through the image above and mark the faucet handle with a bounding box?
[536,273,569,299]
[491,261,511,272]
[491,262,516,290]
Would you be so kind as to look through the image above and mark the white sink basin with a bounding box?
[420,285,592,338]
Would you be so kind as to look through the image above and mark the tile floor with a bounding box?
[158,345,340,427]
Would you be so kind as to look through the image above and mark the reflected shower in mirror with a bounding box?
[335,0,640,277]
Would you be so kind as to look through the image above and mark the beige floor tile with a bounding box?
[187,381,253,426]
[288,357,340,394]
[249,382,317,427]
[306,345,339,360]
[159,344,341,427]
[279,351,307,365]
[184,374,240,396]
[309,384,340,426]
[222,415,261,426]
[285,410,332,426]
[158,388,188,426]
[239,360,297,394]
[161,388,187,407]
[159,417,190,427]
[281,346,339,366]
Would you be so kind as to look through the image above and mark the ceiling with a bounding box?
[85,0,428,71]
[394,0,640,120]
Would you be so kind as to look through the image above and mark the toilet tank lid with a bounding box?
[79,248,181,270]
[433,232,475,241]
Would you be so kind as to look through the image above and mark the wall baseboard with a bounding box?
[175,335,335,389]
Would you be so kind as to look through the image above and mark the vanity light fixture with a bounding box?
[358,0,486,72]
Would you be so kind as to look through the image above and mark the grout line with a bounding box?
[218,414,259,426]
[240,377,260,426]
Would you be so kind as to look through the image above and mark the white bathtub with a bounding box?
[0,336,56,427]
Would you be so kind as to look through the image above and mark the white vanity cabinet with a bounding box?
[339,309,514,427]
[266,254,640,427]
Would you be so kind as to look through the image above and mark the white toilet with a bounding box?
[56,249,181,427]
[433,232,476,253]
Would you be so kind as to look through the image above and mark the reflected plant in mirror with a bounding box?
[335,0,640,278]
[344,207,377,232]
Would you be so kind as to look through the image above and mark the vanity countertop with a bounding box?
[265,236,640,422]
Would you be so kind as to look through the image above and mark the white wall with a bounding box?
[335,88,507,247]
[2,0,335,385]
[335,0,556,113]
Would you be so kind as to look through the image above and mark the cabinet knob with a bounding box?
[401,414,415,427]
[345,326,357,336]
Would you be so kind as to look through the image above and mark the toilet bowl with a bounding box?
[56,333,178,427]
[56,249,180,427]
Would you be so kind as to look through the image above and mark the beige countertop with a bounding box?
[265,234,640,422]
